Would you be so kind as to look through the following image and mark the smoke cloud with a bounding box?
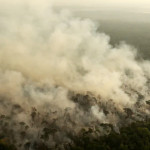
[0,0,150,149]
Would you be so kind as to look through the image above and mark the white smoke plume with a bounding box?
[0,0,150,149]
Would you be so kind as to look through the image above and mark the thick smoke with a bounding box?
[0,0,150,149]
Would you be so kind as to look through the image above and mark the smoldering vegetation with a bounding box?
[0,0,150,150]
[1,91,150,150]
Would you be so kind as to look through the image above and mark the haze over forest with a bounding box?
[0,0,150,150]
[55,0,150,59]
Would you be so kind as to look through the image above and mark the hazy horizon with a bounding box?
[53,0,150,10]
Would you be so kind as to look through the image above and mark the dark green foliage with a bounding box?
[0,139,16,150]
[1,120,150,150]
[70,120,150,150]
